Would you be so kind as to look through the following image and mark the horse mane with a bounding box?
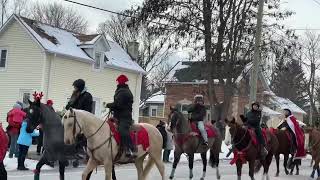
[40,103,61,125]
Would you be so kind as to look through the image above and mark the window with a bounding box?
[150,106,157,117]
[0,49,7,69]
[94,52,102,69]
[20,89,32,108]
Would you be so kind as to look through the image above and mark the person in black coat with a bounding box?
[244,102,268,158]
[188,95,208,146]
[107,75,135,158]
[66,79,93,113]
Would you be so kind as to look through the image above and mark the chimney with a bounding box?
[128,41,139,61]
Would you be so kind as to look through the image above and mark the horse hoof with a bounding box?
[169,176,173,180]
[217,175,221,180]
[296,172,299,176]
[275,173,279,177]
[200,178,204,180]
[289,172,293,175]
[285,171,289,175]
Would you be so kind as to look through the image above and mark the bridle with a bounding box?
[230,123,249,147]
[70,111,110,143]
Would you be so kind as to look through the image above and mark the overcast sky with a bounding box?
[29,0,320,33]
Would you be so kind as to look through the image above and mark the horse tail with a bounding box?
[254,161,262,173]
[143,156,155,177]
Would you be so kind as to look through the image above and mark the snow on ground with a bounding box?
[3,153,52,171]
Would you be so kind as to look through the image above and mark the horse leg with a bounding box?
[284,154,289,175]
[149,150,165,180]
[169,151,182,180]
[104,162,113,180]
[81,158,97,180]
[142,157,155,178]
[275,154,280,177]
[200,152,207,180]
[187,153,194,179]
[58,160,67,180]
[289,160,294,175]
[264,154,272,180]
[295,162,299,175]
[248,160,255,180]
[134,156,145,180]
[236,160,243,180]
[34,156,48,180]
[311,160,318,179]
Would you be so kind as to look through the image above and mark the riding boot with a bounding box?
[34,170,40,180]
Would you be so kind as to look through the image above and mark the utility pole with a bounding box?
[249,0,264,103]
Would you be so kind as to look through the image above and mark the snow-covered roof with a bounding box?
[269,96,307,115]
[146,91,165,103]
[261,105,282,117]
[104,41,145,74]
[9,15,145,74]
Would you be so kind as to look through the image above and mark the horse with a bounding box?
[62,108,165,180]
[306,128,320,179]
[273,129,300,176]
[25,98,78,180]
[168,110,222,180]
[224,118,279,180]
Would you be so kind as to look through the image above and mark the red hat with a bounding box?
[47,99,53,106]
[116,75,129,85]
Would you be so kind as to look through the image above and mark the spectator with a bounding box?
[17,118,39,170]
[7,103,25,158]
[164,124,173,163]
[0,122,9,180]
[156,121,172,162]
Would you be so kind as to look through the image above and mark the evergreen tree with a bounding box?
[270,59,307,108]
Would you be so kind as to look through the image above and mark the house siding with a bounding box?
[48,56,141,121]
[0,21,45,123]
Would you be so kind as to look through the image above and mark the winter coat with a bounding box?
[245,110,262,128]
[156,124,167,149]
[7,108,25,135]
[107,84,133,123]
[188,104,206,122]
[165,128,173,150]
[66,91,93,113]
[17,121,39,147]
[0,126,8,162]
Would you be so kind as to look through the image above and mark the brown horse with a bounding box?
[224,118,279,180]
[273,129,300,176]
[169,110,222,180]
[306,128,320,179]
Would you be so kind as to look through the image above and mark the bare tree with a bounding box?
[30,2,88,33]
[98,14,173,100]
[303,31,320,125]
[0,0,9,26]
[11,0,29,16]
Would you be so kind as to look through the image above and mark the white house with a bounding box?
[0,15,145,123]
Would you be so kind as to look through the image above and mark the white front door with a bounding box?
[92,97,101,117]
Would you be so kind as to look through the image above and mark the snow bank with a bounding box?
[3,153,53,171]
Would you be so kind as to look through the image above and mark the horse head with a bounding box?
[25,92,43,133]
[224,117,239,146]
[169,110,190,135]
[62,108,81,145]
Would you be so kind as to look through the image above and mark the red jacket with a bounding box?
[7,108,26,135]
[0,126,8,162]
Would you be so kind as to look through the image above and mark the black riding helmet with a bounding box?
[73,79,85,92]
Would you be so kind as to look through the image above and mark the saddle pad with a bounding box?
[248,128,269,146]
[107,119,150,151]
[190,122,217,138]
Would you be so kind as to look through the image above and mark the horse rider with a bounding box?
[244,102,268,158]
[66,79,93,113]
[277,109,306,158]
[188,95,208,146]
[107,74,135,158]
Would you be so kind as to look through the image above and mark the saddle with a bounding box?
[107,118,150,161]
[190,122,217,138]
[248,128,270,146]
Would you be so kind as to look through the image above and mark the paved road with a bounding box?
[7,159,314,180]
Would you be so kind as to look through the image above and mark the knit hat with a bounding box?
[47,99,53,106]
[116,75,129,85]
[13,103,22,109]
[73,79,85,92]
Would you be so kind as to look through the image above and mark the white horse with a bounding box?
[63,109,165,180]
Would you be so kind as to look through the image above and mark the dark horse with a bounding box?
[225,118,279,180]
[169,110,222,180]
[306,128,320,179]
[273,129,300,176]
[26,96,78,180]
